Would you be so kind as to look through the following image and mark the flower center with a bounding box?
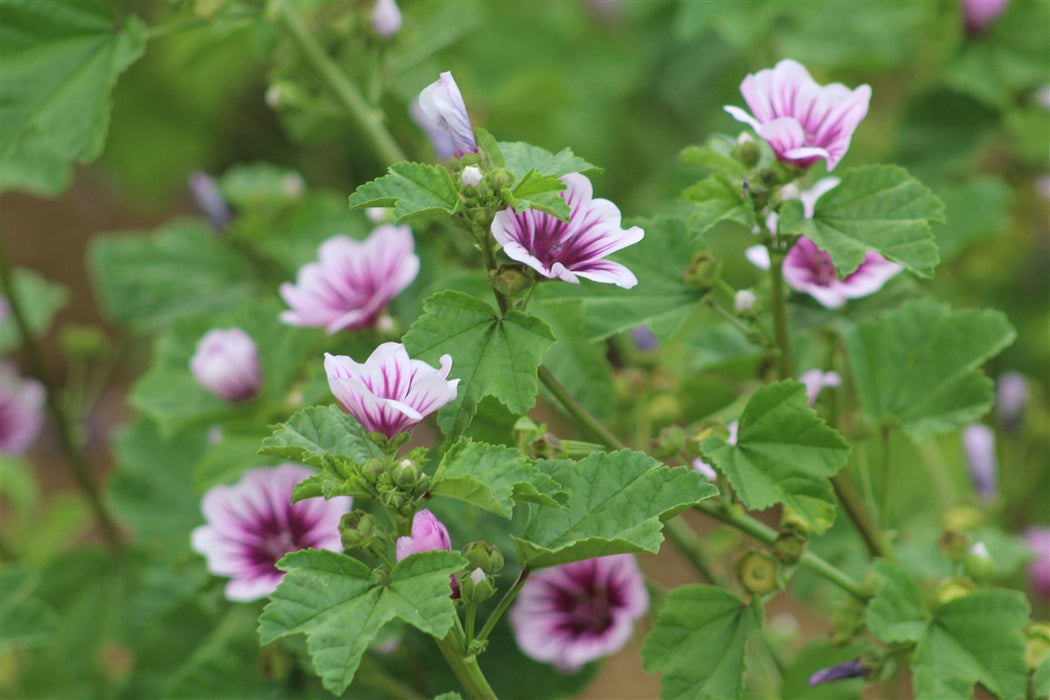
[558,584,615,636]
[812,251,838,286]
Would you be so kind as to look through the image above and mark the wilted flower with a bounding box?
[324,343,459,438]
[371,0,402,38]
[809,658,869,686]
[725,59,871,172]
[396,509,452,561]
[995,371,1029,430]
[279,226,419,334]
[962,0,1008,34]
[417,72,477,159]
[509,554,649,672]
[962,423,997,501]
[799,369,842,406]
[188,171,232,232]
[491,173,644,288]
[0,362,45,455]
[747,179,902,309]
[189,328,262,403]
[191,464,351,602]
[1024,527,1050,599]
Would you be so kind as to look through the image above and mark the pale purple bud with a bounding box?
[631,325,659,351]
[0,362,46,455]
[188,171,232,233]
[799,369,841,406]
[461,165,483,187]
[725,59,871,171]
[962,423,997,501]
[411,99,454,161]
[189,328,261,403]
[509,555,648,672]
[734,289,757,312]
[1024,527,1050,599]
[962,0,1008,35]
[492,173,643,288]
[417,72,477,159]
[396,509,452,561]
[371,0,402,38]
[995,371,1028,430]
[809,658,868,686]
[325,343,459,438]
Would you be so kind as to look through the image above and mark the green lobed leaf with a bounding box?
[512,450,716,569]
[912,590,1031,700]
[509,169,570,220]
[89,219,259,331]
[866,559,929,643]
[0,567,60,651]
[680,142,751,178]
[0,1,147,196]
[499,141,601,179]
[0,268,69,353]
[641,585,763,700]
[346,162,459,223]
[701,380,851,534]
[474,127,505,168]
[258,549,466,695]
[539,215,707,341]
[683,173,757,235]
[845,299,1016,439]
[402,291,556,436]
[431,438,565,518]
[790,164,944,278]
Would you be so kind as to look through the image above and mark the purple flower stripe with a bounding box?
[280,225,419,334]
[509,554,648,672]
[191,464,350,602]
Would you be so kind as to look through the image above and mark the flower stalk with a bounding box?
[435,624,498,700]
[767,249,796,380]
[476,568,530,644]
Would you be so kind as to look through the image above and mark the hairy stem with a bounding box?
[832,473,896,561]
[767,249,796,380]
[663,517,725,586]
[434,627,498,700]
[879,426,892,528]
[537,366,622,450]
[476,568,530,644]
[0,239,122,554]
[274,0,407,167]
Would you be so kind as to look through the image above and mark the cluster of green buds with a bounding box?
[339,510,386,558]
[682,250,721,292]
[456,542,505,604]
[513,417,566,460]
[355,447,432,518]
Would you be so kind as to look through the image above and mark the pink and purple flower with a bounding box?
[417,72,477,159]
[509,554,649,672]
[324,343,459,438]
[491,173,643,289]
[725,59,871,172]
[0,362,46,455]
[371,0,402,38]
[1025,527,1050,600]
[189,328,262,403]
[279,226,419,334]
[396,509,452,561]
[962,0,1008,34]
[191,464,351,602]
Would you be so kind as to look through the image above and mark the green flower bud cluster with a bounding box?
[353,448,433,518]
[456,542,505,604]
[683,250,721,292]
[513,417,567,460]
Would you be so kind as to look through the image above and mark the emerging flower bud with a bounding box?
[370,0,402,38]
[340,510,380,551]
[734,289,757,313]
[809,658,869,686]
[0,362,45,456]
[683,251,721,291]
[995,371,1028,431]
[417,71,477,159]
[187,171,232,232]
[396,509,452,561]
[189,328,262,403]
[460,165,483,188]
[1024,527,1050,600]
[961,0,1007,35]
[961,423,997,501]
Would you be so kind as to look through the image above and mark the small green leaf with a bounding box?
[792,164,944,278]
[512,450,716,569]
[402,291,556,436]
[347,162,459,223]
[474,127,504,168]
[845,299,1015,439]
[684,173,757,235]
[0,1,147,196]
[499,142,601,179]
[642,585,763,700]
[510,170,569,220]
[432,439,564,517]
[0,268,69,353]
[539,215,708,341]
[680,142,750,178]
[701,381,850,534]
[259,549,466,695]
[867,560,929,644]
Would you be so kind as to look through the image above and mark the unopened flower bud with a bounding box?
[734,289,757,313]
[935,577,976,605]
[733,139,762,168]
[488,167,515,191]
[459,566,497,603]
[939,530,970,561]
[340,510,379,550]
[462,541,504,575]
[396,509,452,561]
[361,459,386,485]
[461,165,483,188]
[965,541,993,578]
[653,425,686,460]
[683,251,721,291]
[370,0,402,38]
[780,508,812,538]
[773,530,807,565]
[380,490,407,512]
[995,372,1028,431]
[490,263,532,299]
[394,458,421,489]
[1023,623,1050,671]
[189,328,262,403]
[962,423,997,501]
[736,550,780,596]
[529,432,563,460]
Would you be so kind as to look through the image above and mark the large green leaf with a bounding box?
[0,1,146,195]
[346,162,459,223]
[431,439,565,517]
[90,219,259,331]
[0,268,69,353]
[683,173,757,235]
[0,567,60,651]
[402,291,556,436]
[509,170,570,219]
[258,549,466,695]
[499,142,600,179]
[701,380,851,534]
[512,450,716,569]
[789,165,944,278]
[539,215,708,341]
[845,299,1015,439]
[866,560,929,643]
[641,585,763,700]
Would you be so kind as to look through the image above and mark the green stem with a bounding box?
[464,601,477,648]
[832,473,896,562]
[695,501,871,601]
[356,654,426,700]
[879,426,891,528]
[434,627,498,700]
[476,569,530,644]
[767,249,796,380]
[274,0,407,168]
[0,240,123,555]
[663,517,725,585]
[537,366,623,449]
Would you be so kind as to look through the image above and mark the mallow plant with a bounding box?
[2,2,1047,699]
